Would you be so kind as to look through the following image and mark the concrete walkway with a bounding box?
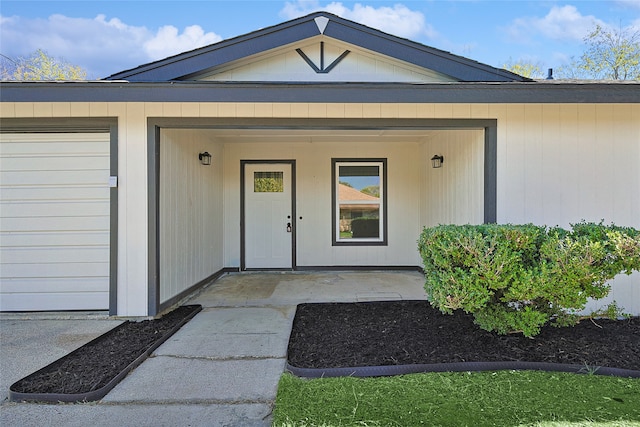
[1,271,427,427]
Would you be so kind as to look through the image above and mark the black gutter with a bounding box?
[1,81,639,104]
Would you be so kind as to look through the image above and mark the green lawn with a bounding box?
[273,371,640,427]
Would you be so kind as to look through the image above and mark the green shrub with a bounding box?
[417,222,640,337]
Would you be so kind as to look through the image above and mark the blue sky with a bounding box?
[1,0,639,79]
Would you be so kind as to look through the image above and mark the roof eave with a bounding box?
[2,81,638,104]
[104,12,530,83]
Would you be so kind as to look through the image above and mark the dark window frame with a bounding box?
[332,158,388,246]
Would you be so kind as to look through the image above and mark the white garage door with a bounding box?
[0,133,111,311]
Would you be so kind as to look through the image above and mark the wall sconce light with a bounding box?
[198,152,212,166]
[431,155,444,168]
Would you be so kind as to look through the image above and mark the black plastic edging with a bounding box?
[286,361,640,379]
[9,305,203,403]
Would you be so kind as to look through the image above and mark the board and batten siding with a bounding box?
[199,38,456,83]
[159,129,224,304]
[0,133,110,311]
[420,129,484,228]
[222,137,479,268]
[1,101,637,316]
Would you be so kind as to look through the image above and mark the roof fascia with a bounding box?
[105,15,321,81]
[321,15,526,82]
[1,82,638,103]
[105,12,528,82]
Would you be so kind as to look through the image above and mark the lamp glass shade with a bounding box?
[431,155,443,168]
[199,152,212,165]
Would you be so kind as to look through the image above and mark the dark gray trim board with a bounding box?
[0,118,119,315]
[2,81,638,103]
[106,12,525,82]
[0,117,118,132]
[148,118,497,244]
[148,123,161,316]
[296,266,423,272]
[484,125,497,224]
[109,123,119,316]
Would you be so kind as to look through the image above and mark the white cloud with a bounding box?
[507,5,605,43]
[144,24,221,60]
[615,0,640,9]
[0,14,221,78]
[280,1,437,39]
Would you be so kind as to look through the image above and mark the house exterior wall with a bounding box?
[222,140,425,268]
[1,101,637,316]
[159,129,224,305]
[420,129,485,228]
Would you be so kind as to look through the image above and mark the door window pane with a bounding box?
[254,171,284,192]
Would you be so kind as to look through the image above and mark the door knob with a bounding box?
[286,223,292,233]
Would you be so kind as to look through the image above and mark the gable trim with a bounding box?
[105,12,528,82]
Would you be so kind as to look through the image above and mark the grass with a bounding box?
[273,371,640,427]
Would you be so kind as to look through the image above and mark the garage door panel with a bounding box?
[0,291,109,312]
[1,200,110,217]
[1,277,109,293]
[0,156,109,171]
[0,132,111,311]
[0,142,106,155]
[0,170,109,186]
[1,262,110,278]
[0,232,109,247]
[0,247,109,264]
[1,216,109,232]
[0,186,108,201]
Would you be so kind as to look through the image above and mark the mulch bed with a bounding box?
[287,300,640,372]
[10,305,201,402]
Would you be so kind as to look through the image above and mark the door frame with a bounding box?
[240,159,296,271]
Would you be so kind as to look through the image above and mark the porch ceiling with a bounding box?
[202,128,447,144]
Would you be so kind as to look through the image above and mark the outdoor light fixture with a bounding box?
[199,152,212,166]
[431,155,444,168]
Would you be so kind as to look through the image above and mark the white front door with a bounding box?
[244,163,293,269]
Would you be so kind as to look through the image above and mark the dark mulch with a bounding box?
[10,305,201,398]
[287,300,640,371]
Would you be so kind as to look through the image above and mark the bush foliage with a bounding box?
[418,222,640,337]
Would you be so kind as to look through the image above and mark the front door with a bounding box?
[243,162,294,269]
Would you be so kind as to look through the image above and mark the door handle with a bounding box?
[286,222,292,233]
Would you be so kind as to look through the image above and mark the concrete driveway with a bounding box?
[0,271,427,427]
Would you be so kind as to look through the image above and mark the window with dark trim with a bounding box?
[332,158,387,246]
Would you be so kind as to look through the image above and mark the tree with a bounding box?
[580,24,640,80]
[1,49,87,81]
[558,24,640,80]
[503,59,544,79]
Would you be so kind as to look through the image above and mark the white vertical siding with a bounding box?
[496,104,639,228]
[114,103,149,316]
[420,129,484,227]
[0,133,110,311]
[159,129,224,304]
[200,39,456,83]
[223,139,448,268]
[494,103,640,315]
[1,101,637,315]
